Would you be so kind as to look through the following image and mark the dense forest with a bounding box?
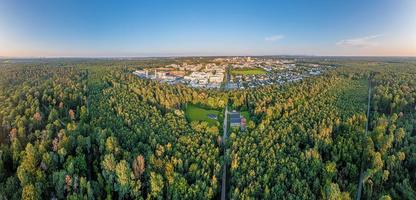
[0,59,415,199]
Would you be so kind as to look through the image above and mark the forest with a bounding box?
[0,58,415,200]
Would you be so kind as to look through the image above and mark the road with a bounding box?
[356,77,372,200]
[223,65,231,90]
[221,106,228,200]
[221,66,230,200]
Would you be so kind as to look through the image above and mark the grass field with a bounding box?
[185,104,221,126]
[231,68,267,75]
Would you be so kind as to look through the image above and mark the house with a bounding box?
[229,111,241,127]
[198,78,208,85]
[229,111,247,130]
[133,70,148,78]
[209,75,223,83]
[309,70,321,75]
[169,70,186,77]
[156,71,168,79]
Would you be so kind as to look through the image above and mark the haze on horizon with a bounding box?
[0,0,415,58]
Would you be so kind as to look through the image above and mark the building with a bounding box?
[169,70,186,77]
[309,70,321,75]
[229,111,241,127]
[133,70,148,78]
[209,75,223,83]
[156,71,168,79]
[227,83,238,89]
[229,111,247,131]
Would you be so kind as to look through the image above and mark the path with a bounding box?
[221,106,228,200]
[221,65,231,200]
[356,76,372,200]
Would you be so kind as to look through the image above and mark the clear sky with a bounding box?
[0,0,415,57]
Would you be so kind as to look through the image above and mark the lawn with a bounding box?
[231,68,267,75]
[185,104,221,126]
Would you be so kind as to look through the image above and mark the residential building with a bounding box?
[229,111,241,127]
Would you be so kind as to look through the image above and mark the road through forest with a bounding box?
[221,66,230,200]
[356,77,372,200]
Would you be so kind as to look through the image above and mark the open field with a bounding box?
[185,104,221,126]
[231,68,267,75]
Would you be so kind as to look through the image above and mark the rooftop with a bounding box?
[230,118,241,124]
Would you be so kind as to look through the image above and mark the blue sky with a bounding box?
[0,0,415,57]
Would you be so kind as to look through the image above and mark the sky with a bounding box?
[0,0,415,57]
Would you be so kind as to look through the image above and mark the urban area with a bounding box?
[132,57,333,89]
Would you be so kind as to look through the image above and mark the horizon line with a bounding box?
[2,54,416,59]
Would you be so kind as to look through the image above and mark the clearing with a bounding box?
[186,104,221,126]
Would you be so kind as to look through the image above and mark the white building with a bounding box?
[209,75,223,83]
[133,70,148,78]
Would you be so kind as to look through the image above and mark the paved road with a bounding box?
[221,66,230,200]
[356,77,372,200]
[223,65,232,90]
[221,106,228,200]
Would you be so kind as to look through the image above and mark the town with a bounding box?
[133,57,333,89]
